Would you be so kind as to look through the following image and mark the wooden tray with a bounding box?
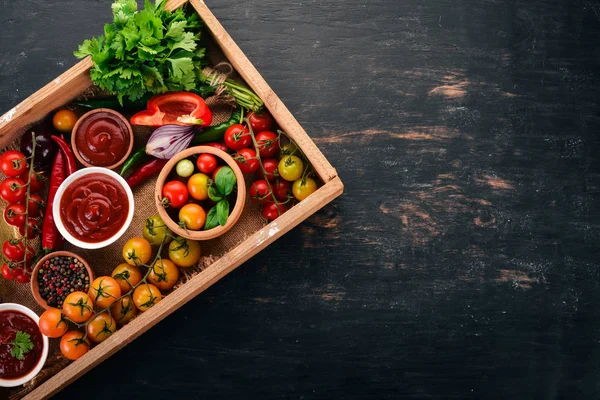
[0,0,343,398]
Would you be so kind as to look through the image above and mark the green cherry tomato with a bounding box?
[278,156,304,182]
[142,214,173,245]
[176,159,195,178]
[292,177,317,201]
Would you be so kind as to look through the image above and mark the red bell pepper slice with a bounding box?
[130,92,213,127]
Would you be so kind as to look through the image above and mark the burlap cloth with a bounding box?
[0,54,266,397]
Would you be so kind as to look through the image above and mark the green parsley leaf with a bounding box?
[165,20,187,39]
[168,57,194,79]
[9,331,34,361]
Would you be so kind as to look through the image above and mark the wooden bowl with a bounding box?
[30,251,95,310]
[71,108,134,170]
[155,146,246,241]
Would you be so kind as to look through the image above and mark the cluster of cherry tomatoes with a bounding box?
[0,149,44,283]
[37,216,201,360]
[217,110,318,221]
[165,152,236,231]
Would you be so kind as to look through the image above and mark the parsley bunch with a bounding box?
[74,0,207,104]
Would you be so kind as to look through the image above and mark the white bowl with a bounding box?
[0,303,49,387]
[53,167,134,249]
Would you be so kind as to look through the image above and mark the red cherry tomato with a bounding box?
[19,170,45,193]
[2,240,33,263]
[262,203,286,221]
[249,180,273,204]
[248,111,274,133]
[196,154,217,175]
[261,158,279,182]
[18,218,39,240]
[256,131,279,158]
[3,203,26,227]
[12,267,30,284]
[0,178,26,203]
[234,148,259,174]
[273,180,292,201]
[211,166,224,181]
[162,181,189,208]
[0,150,28,177]
[2,264,14,280]
[202,142,228,153]
[18,193,44,218]
[224,124,251,151]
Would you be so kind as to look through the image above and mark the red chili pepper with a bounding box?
[42,146,66,252]
[126,159,168,189]
[51,135,77,175]
[130,92,212,128]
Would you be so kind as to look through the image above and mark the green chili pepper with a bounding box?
[190,108,242,146]
[120,147,148,176]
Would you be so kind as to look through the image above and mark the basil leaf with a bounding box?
[208,185,223,202]
[204,206,219,230]
[217,199,230,226]
[215,167,236,196]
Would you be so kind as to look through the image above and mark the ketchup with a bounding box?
[0,311,43,380]
[60,173,129,243]
[75,111,130,167]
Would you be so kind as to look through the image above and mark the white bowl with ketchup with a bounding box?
[53,167,135,249]
[0,303,49,387]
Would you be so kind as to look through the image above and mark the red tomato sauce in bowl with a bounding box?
[59,173,129,243]
[0,311,43,380]
[73,110,132,168]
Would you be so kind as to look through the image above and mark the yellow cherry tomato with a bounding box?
[292,177,317,201]
[168,236,201,268]
[142,214,172,245]
[133,283,162,312]
[53,109,78,133]
[278,156,304,181]
[148,258,180,291]
[187,173,210,201]
[122,237,152,266]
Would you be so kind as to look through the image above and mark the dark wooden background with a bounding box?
[2,0,600,398]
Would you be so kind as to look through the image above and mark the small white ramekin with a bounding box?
[0,303,49,387]
[52,167,134,249]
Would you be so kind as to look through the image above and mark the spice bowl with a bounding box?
[71,108,134,170]
[30,251,95,310]
[0,303,49,387]
[155,146,246,241]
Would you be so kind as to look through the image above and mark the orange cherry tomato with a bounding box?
[60,330,91,360]
[110,295,138,326]
[122,237,152,266]
[89,276,122,309]
[86,312,117,343]
[178,204,206,230]
[62,291,94,323]
[38,308,68,338]
[187,173,210,201]
[148,258,180,291]
[53,109,78,133]
[111,263,142,293]
[133,284,162,312]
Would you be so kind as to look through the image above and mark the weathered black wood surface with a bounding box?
[2,0,600,398]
